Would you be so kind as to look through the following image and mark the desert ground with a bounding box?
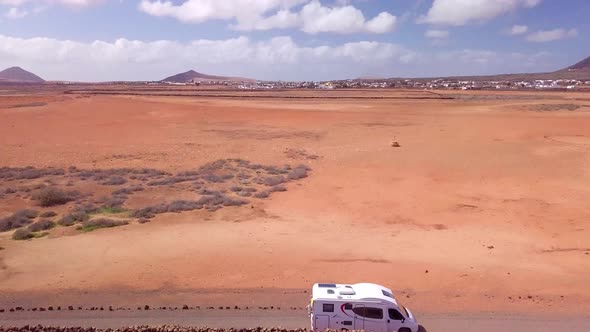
[1,86,590,330]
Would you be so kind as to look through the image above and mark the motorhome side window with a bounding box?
[388,308,405,320]
[323,303,334,312]
[352,306,383,319]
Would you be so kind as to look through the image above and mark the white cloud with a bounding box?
[526,28,578,42]
[419,0,541,26]
[296,1,396,34]
[0,34,567,82]
[139,0,396,34]
[0,0,103,7]
[0,0,27,5]
[425,29,449,39]
[0,34,414,81]
[138,0,306,24]
[4,6,27,18]
[509,25,528,35]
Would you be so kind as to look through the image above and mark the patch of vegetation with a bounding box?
[27,219,56,232]
[0,209,39,232]
[287,164,311,180]
[535,104,581,112]
[73,168,169,182]
[12,228,49,240]
[253,191,270,199]
[92,206,127,215]
[132,193,249,219]
[11,102,48,108]
[96,195,126,209]
[78,218,128,232]
[3,187,17,194]
[0,166,64,180]
[1,159,312,230]
[101,176,127,186]
[285,148,320,160]
[256,175,287,186]
[58,204,96,226]
[40,211,57,218]
[112,186,144,196]
[32,187,81,207]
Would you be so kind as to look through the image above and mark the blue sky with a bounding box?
[0,0,588,81]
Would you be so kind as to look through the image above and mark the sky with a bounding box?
[0,0,588,82]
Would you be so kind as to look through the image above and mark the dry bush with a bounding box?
[58,204,96,226]
[535,103,581,112]
[284,148,320,160]
[166,200,203,213]
[27,219,56,232]
[0,209,38,232]
[202,174,224,183]
[79,218,128,232]
[59,212,88,226]
[32,187,81,207]
[253,191,270,199]
[133,193,248,218]
[0,166,64,180]
[197,188,222,196]
[15,209,38,219]
[270,184,287,192]
[40,211,57,218]
[256,175,287,187]
[73,167,169,182]
[287,164,311,180]
[102,176,127,186]
[112,186,144,196]
[98,196,126,209]
[147,175,198,186]
[12,228,34,240]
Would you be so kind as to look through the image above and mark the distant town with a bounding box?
[159,77,590,91]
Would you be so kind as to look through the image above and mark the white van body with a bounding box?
[308,283,419,332]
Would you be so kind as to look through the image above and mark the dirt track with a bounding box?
[1,88,590,321]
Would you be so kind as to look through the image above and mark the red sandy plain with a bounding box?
[1,87,589,316]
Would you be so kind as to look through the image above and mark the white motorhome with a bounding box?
[308,283,419,332]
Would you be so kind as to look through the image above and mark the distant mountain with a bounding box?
[162,70,255,83]
[386,55,590,82]
[565,56,590,71]
[0,66,45,83]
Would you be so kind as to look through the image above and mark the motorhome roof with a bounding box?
[312,283,398,305]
